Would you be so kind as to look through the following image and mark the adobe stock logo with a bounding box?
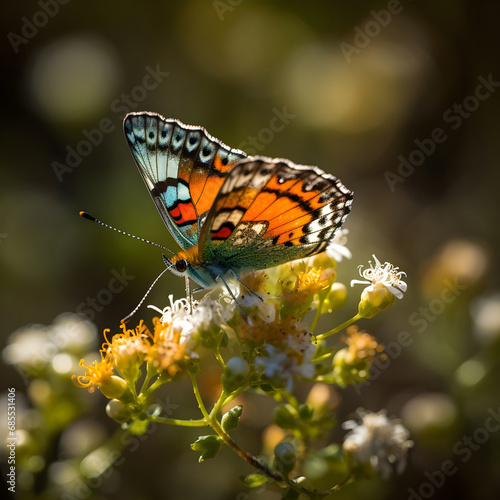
[385,74,500,192]
[7,0,71,54]
[355,277,467,395]
[339,0,409,63]
[213,0,244,21]
[51,65,169,182]
[76,268,135,322]
[236,106,296,156]
[408,407,500,500]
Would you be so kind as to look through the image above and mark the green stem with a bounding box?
[141,376,167,400]
[189,373,287,487]
[310,304,322,332]
[209,388,228,420]
[314,313,361,341]
[210,416,287,486]
[185,373,341,498]
[221,386,245,407]
[150,415,208,427]
[327,471,354,494]
[138,362,157,395]
[214,349,226,370]
[189,372,211,421]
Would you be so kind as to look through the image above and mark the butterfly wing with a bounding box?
[199,156,353,271]
[123,112,247,249]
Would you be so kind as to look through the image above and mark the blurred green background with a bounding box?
[1,1,500,499]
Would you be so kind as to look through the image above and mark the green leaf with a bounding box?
[242,473,269,488]
[259,383,275,392]
[273,405,297,429]
[190,435,223,462]
[221,405,243,432]
[298,404,314,422]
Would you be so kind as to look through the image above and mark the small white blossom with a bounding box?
[255,334,316,392]
[2,313,97,374]
[149,295,220,353]
[351,254,407,299]
[326,229,352,262]
[225,356,250,378]
[342,409,413,478]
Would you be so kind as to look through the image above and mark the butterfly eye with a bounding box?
[175,259,188,273]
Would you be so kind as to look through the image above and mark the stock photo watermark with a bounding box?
[213,0,244,21]
[6,388,17,494]
[52,65,169,182]
[353,330,413,395]
[408,406,500,500]
[354,277,467,395]
[236,106,296,156]
[385,73,500,192]
[7,0,72,54]
[62,395,179,500]
[75,267,135,322]
[340,0,411,63]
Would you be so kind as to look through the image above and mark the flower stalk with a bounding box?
[70,250,410,499]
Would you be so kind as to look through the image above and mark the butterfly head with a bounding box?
[163,244,209,280]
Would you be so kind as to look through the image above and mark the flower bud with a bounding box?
[358,283,396,318]
[320,282,347,314]
[332,349,370,387]
[99,375,128,399]
[273,442,296,476]
[110,341,144,384]
[221,405,243,432]
[105,399,131,422]
[221,357,250,393]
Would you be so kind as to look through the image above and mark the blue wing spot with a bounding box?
[203,146,211,156]
[161,130,167,138]
[148,132,154,139]
[189,136,198,145]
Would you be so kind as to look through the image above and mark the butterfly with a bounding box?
[123,111,353,303]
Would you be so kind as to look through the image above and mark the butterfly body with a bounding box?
[124,112,353,291]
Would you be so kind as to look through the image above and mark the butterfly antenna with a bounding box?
[80,211,175,255]
[121,266,171,324]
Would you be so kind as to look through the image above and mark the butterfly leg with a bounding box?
[228,269,265,302]
[184,275,195,314]
[216,275,253,326]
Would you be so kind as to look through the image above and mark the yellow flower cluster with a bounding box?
[73,315,196,396]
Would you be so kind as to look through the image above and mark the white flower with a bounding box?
[255,334,316,392]
[351,254,407,299]
[326,229,352,262]
[342,409,413,478]
[2,313,97,375]
[471,293,500,343]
